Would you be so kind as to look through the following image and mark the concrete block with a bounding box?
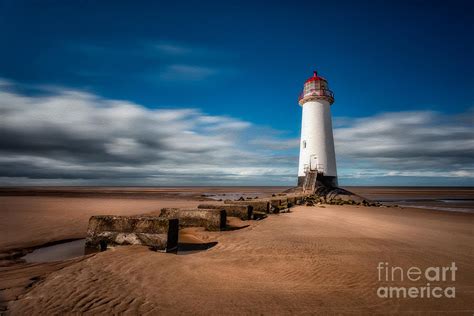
[85,215,179,252]
[160,208,226,231]
[287,194,307,206]
[197,204,253,220]
[269,197,289,213]
[252,211,268,220]
[224,200,270,213]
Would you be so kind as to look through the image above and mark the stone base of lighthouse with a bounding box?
[297,175,338,189]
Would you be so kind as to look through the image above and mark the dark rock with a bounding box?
[310,187,381,206]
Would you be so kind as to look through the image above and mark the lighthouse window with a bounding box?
[303,140,306,148]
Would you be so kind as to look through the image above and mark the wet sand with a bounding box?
[0,196,203,253]
[345,186,474,201]
[1,187,474,314]
[0,187,282,254]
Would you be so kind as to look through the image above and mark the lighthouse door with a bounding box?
[309,155,318,171]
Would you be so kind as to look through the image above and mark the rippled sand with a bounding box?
[5,203,474,314]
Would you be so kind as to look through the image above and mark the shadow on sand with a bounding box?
[177,241,218,255]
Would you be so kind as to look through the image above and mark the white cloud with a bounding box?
[154,43,190,55]
[335,110,474,183]
[69,41,234,84]
[0,83,297,185]
[151,41,234,82]
[250,137,299,151]
[0,81,472,186]
[152,41,231,59]
[159,64,219,81]
[0,78,13,87]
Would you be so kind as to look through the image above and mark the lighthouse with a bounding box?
[297,71,338,188]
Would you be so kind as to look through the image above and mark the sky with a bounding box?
[0,0,473,186]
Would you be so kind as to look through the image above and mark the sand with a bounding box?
[345,186,474,201]
[1,188,474,314]
[0,196,204,253]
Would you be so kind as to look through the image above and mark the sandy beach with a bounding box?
[1,187,473,314]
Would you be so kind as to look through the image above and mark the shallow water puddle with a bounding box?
[23,239,87,263]
[22,239,217,262]
[204,192,263,201]
[380,198,474,213]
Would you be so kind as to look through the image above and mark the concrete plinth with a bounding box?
[224,200,270,213]
[159,208,226,231]
[269,198,289,213]
[85,215,179,252]
[298,175,338,189]
[286,194,308,206]
[197,204,253,220]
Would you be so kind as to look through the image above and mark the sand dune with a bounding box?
[6,204,474,314]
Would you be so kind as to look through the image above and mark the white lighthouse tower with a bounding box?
[297,70,338,188]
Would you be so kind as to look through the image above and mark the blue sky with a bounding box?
[0,0,473,186]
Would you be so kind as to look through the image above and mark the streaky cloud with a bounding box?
[0,82,296,185]
[0,81,472,186]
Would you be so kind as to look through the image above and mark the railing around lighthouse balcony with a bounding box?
[298,89,334,102]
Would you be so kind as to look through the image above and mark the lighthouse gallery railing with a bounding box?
[298,89,334,102]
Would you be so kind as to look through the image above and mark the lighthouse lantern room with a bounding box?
[297,71,338,188]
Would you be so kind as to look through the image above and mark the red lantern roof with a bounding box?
[299,70,334,105]
[305,70,327,83]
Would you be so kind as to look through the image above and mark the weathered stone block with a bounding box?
[287,194,307,206]
[85,215,179,252]
[224,200,270,213]
[197,204,253,220]
[269,197,283,206]
[267,198,289,213]
[286,196,296,206]
[252,211,267,220]
[160,208,226,231]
